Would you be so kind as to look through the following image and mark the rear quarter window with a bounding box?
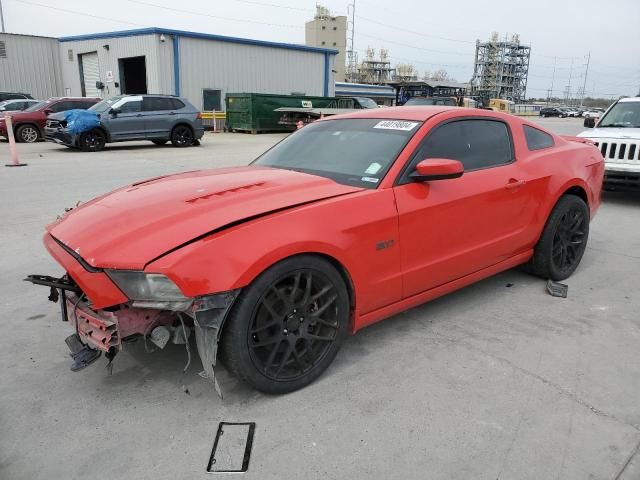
[171,98,186,110]
[524,125,554,150]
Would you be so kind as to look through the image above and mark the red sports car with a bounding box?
[28,107,604,393]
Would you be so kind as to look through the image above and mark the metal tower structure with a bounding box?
[356,48,394,85]
[471,33,531,103]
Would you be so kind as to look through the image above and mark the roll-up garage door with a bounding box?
[80,52,100,98]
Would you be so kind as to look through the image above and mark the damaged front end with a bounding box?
[25,272,239,395]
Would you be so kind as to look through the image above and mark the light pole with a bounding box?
[0,0,6,33]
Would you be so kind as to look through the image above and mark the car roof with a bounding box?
[619,97,640,103]
[121,94,180,98]
[324,105,461,121]
[46,97,101,101]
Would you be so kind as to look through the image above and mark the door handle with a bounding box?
[505,179,526,189]
[135,114,143,117]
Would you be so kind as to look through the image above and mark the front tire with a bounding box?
[79,129,106,152]
[171,125,193,147]
[527,195,590,280]
[220,255,349,394]
[16,124,39,143]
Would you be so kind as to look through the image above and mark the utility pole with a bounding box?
[346,0,356,82]
[548,56,556,104]
[0,0,6,33]
[565,58,574,105]
[580,52,590,107]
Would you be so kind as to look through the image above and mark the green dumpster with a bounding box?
[225,93,336,133]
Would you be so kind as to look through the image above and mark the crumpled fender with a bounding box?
[192,290,240,397]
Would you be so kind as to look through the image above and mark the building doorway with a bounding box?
[118,56,148,94]
[79,51,101,97]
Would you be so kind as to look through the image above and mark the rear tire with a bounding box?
[220,255,349,394]
[78,129,106,152]
[171,125,193,147]
[527,195,590,281]
[16,124,39,143]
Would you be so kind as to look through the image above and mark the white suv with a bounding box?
[578,97,640,190]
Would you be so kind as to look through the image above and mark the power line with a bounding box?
[356,14,474,44]
[357,31,473,57]
[128,0,303,29]
[11,0,148,27]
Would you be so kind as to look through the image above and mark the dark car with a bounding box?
[0,92,33,102]
[0,97,100,143]
[0,99,41,112]
[539,107,567,118]
[404,97,458,106]
[45,94,204,152]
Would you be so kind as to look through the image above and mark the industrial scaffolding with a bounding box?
[471,33,531,103]
[356,48,395,85]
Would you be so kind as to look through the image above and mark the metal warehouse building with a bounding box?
[1,28,337,111]
[0,33,63,99]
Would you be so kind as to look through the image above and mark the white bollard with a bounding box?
[4,113,27,167]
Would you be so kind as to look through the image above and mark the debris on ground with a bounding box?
[546,279,568,298]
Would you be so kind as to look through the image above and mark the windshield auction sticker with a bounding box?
[373,120,419,131]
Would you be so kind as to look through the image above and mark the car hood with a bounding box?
[47,166,363,270]
[1,110,43,120]
[47,112,67,121]
[578,127,640,140]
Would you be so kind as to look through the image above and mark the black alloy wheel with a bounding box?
[79,129,106,152]
[249,270,340,381]
[171,125,193,147]
[551,207,587,273]
[220,255,349,393]
[526,195,590,281]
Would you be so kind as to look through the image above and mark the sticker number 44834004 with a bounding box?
[373,120,419,131]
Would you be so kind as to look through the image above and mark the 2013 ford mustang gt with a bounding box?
[28,107,604,394]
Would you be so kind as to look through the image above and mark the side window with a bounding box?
[50,101,73,113]
[523,125,554,151]
[118,100,142,113]
[142,97,174,111]
[171,98,185,110]
[411,119,513,173]
[80,101,97,109]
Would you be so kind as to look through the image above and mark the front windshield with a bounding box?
[354,97,379,109]
[405,98,436,105]
[598,101,640,128]
[89,96,123,113]
[253,118,421,188]
[25,101,48,112]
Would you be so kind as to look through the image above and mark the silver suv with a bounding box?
[45,95,204,152]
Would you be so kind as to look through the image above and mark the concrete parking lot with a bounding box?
[1,117,639,480]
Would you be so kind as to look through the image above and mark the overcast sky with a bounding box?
[3,0,639,98]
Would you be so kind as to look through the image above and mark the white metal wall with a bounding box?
[178,36,332,111]
[58,33,173,98]
[0,33,63,100]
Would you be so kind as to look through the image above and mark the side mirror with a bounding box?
[583,117,596,128]
[43,109,53,115]
[109,108,119,117]
[411,158,464,182]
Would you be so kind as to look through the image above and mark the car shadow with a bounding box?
[94,268,535,402]
[602,189,640,206]
[48,143,175,153]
